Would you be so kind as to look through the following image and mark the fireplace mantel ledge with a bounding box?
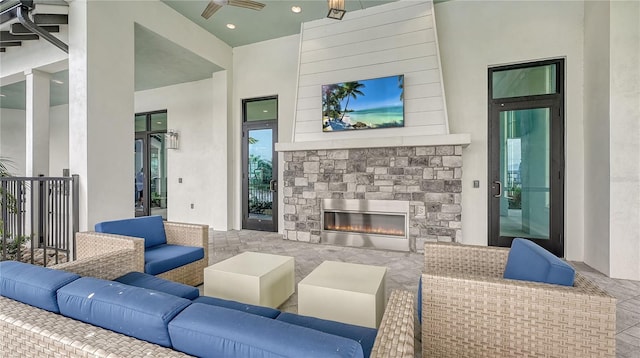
[275,133,471,152]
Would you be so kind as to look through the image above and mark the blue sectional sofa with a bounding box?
[0,260,415,358]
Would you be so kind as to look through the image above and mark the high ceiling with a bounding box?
[161,0,397,48]
[1,0,401,109]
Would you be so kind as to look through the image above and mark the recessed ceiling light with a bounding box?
[263,110,268,113]
[291,6,302,13]
[226,23,236,29]
[0,94,5,97]
[51,79,64,84]
[157,121,162,124]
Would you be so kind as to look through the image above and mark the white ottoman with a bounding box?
[204,252,294,308]
[298,261,387,328]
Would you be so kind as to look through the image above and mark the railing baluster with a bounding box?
[0,176,78,266]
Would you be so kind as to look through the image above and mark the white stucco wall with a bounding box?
[134,77,230,230]
[233,35,301,231]
[434,0,585,260]
[0,109,26,176]
[49,104,69,176]
[583,0,611,276]
[609,0,640,280]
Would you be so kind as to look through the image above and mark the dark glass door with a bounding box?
[242,97,278,232]
[488,60,564,256]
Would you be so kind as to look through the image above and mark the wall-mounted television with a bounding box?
[322,74,404,132]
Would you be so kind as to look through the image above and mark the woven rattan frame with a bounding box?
[422,242,616,357]
[0,297,188,358]
[1,288,414,357]
[74,221,208,286]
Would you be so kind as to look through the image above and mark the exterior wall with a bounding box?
[49,104,69,176]
[135,78,229,230]
[282,145,463,251]
[233,35,301,231]
[0,109,26,176]
[608,0,640,280]
[434,0,585,261]
[583,0,611,275]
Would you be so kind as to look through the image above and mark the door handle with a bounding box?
[493,181,502,198]
[269,179,277,192]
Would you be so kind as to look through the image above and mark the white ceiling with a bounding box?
[0,0,402,109]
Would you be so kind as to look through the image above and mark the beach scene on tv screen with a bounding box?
[322,75,404,132]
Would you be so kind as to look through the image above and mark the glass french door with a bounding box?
[242,97,278,232]
[488,60,564,256]
[135,111,168,219]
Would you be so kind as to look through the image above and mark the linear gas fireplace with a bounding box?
[321,199,410,252]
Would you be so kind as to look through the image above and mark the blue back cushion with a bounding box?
[503,238,575,286]
[144,244,204,275]
[168,303,365,358]
[114,271,199,300]
[276,312,377,358]
[95,215,166,249]
[0,261,79,313]
[57,277,190,347]
[193,295,280,318]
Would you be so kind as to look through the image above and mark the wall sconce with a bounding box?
[327,0,346,20]
[166,129,179,150]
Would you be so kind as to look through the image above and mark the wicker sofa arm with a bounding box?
[51,249,138,280]
[164,222,208,248]
[75,231,145,272]
[370,289,415,358]
[424,241,509,277]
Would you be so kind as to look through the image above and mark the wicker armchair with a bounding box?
[421,242,616,358]
[75,221,209,286]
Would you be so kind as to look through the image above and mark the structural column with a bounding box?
[24,69,51,177]
[68,0,135,230]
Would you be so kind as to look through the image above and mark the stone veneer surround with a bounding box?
[282,145,463,252]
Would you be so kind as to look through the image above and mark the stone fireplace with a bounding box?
[279,142,466,252]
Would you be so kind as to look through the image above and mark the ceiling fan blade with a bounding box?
[227,0,265,11]
[201,1,223,19]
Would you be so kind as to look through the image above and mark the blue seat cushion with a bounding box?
[57,277,190,347]
[169,303,364,358]
[276,312,377,358]
[193,295,280,318]
[144,244,204,275]
[114,271,199,300]
[0,261,80,313]
[503,238,575,286]
[95,215,167,249]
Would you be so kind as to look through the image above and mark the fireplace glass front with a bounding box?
[323,211,405,237]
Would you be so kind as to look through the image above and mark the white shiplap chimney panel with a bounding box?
[293,0,448,143]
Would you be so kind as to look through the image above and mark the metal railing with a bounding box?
[0,175,79,266]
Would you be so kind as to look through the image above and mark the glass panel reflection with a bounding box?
[248,129,273,220]
[492,64,556,99]
[149,133,167,219]
[499,108,550,240]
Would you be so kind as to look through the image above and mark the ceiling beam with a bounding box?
[33,13,68,25]
[0,41,22,47]
[0,31,38,42]
[11,23,59,34]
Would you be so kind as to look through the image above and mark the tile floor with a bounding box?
[208,230,640,358]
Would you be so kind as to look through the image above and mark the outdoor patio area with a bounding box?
[208,230,640,358]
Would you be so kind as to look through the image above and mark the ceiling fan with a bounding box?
[200,0,266,19]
